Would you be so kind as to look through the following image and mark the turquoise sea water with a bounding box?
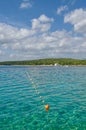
[0,66,86,130]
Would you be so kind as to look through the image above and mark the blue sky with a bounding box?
[0,0,86,61]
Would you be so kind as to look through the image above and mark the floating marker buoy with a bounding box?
[45,104,49,111]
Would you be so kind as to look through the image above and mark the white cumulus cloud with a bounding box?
[0,13,86,61]
[32,14,54,32]
[57,5,68,15]
[20,0,32,9]
[64,8,86,34]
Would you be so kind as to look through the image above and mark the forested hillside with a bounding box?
[0,58,86,65]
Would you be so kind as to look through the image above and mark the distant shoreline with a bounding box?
[0,64,86,67]
[0,58,86,66]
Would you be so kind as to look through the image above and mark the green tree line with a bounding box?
[0,58,86,65]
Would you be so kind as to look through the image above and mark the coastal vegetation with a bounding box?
[0,58,86,66]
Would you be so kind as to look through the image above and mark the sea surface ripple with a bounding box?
[0,66,86,130]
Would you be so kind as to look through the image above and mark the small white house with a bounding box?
[54,63,57,66]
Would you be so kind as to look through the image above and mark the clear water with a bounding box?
[0,66,86,130]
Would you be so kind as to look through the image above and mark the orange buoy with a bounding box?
[45,104,49,111]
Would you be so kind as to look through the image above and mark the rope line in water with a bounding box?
[25,71,54,128]
[26,72,49,111]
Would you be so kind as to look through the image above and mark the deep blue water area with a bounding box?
[0,65,86,130]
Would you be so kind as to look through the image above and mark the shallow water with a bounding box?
[0,66,86,130]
